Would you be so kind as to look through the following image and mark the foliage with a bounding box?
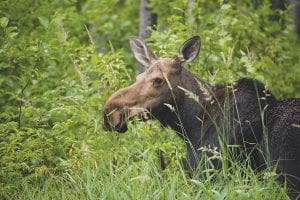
[149,0,300,97]
[0,0,299,199]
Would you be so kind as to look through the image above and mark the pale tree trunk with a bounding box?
[187,0,195,30]
[139,0,157,72]
[187,0,195,12]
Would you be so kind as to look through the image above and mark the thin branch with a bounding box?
[18,78,31,129]
[73,60,88,90]
[84,24,95,47]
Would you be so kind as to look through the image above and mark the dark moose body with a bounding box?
[103,36,300,196]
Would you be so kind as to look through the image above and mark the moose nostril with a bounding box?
[103,108,128,133]
[115,120,123,130]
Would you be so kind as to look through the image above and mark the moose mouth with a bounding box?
[103,107,149,133]
[103,109,128,133]
[114,118,128,133]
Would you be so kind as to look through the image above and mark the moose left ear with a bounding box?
[178,36,201,64]
[129,37,157,69]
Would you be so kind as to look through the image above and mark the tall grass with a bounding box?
[7,118,288,200]
[11,149,288,199]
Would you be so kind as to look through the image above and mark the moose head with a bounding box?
[103,36,201,133]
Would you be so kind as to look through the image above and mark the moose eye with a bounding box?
[153,78,164,86]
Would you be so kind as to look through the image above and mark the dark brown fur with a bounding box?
[265,99,300,198]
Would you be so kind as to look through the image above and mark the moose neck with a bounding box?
[157,68,213,149]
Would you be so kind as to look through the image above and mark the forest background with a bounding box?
[0,0,299,199]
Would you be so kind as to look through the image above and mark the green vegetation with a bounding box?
[0,0,299,199]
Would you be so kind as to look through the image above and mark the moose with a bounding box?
[103,36,300,196]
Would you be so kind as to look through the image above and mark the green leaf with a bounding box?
[0,17,9,28]
[221,4,231,10]
[38,16,49,28]
[8,32,18,38]
[91,54,98,65]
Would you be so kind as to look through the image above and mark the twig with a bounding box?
[18,78,31,129]
[73,60,88,90]
[84,24,95,47]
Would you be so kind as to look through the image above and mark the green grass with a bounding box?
[4,121,289,200]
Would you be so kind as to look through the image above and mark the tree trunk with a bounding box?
[139,0,157,72]
[271,0,286,10]
[290,0,300,37]
[271,0,286,22]
[271,0,300,37]
[187,0,195,30]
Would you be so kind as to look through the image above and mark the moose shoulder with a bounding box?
[103,36,299,194]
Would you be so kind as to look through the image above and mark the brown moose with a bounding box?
[103,36,300,197]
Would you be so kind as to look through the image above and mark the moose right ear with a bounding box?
[129,37,157,69]
[178,36,201,64]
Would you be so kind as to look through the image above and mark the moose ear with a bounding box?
[178,36,201,64]
[129,37,157,69]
